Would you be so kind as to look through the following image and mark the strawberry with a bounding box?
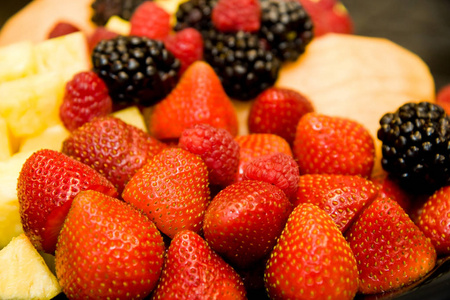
[293,113,375,178]
[179,123,240,187]
[129,1,171,40]
[62,116,166,193]
[371,171,413,213]
[17,149,118,254]
[243,152,299,202]
[47,21,80,39]
[151,230,247,299]
[295,174,378,232]
[265,203,359,300]
[55,190,165,299]
[416,185,450,256]
[203,180,292,269]
[147,61,239,141]
[235,133,293,182]
[59,71,113,132]
[122,148,210,238]
[436,84,450,115]
[248,87,314,146]
[212,0,261,33]
[164,28,204,75]
[345,196,436,294]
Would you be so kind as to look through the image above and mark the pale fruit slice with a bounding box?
[0,151,33,248]
[19,124,70,153]
[276,33,435,174]
[0,117,12,161]
[105,16,131,35]
[0,233,61,299]
[112,106,148,132]
[0,41,35,82]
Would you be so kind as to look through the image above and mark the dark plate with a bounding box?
[1,1,450,299]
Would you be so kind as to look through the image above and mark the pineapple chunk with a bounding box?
[0,41,35,83]
[19,124,69,153]
[0,117,12,160]
[112,106,148,132]
[0,234,61,300]
[105,16,131,35]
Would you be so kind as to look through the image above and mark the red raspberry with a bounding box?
[47,21,80,39]
[164,28,204,74]
[60,71,113,132]
[243,152,299,201]
[87,27,119,53]
[248,87,314,146]
[179,123,240,187]
[212,0,261,33]
[130,1,171,40]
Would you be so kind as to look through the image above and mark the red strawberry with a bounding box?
[235,133,293,182]
[416,186,450,256]
[371,171,413,213]
[295,174,378,232]
[55,190,165,299]
[248,87,314,145]
[47,21,80,39]
[243,152,299,201]
[151,230,247,299]
[122,148,210,238]
[293,113,375,178]
[17,149,118,254]
[130,1,171,40]
[212,0,261,33]
[59,71,113,132]
[203,180,292,269]
[345,196,436,294]
[62,116,166,193]
[265,203,359,300]
[179,123,240,187]
[148,61,239,141]
[436,84,450,115]
[164,28,204,75]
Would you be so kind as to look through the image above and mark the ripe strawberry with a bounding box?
[371,171,413,213]
[59,71,113,132]
[122,148,210,238]
[243,152,299,201]
[179,123,240,187]
[293,113,375,178]
[17,149,118,254]
[203,180,292,269]
[416,186,450,256]
[164,28,204,75]
[212,0,261,33]
[151,230,247,299]
[55,190,165,299]
[265,203,359,300]
[47,21,80,39]
[436,84,450,115]
[248,87,314,145]
[130,1,171,40]
[345,196,436,294]
[62,116,166,193]
[295,174,378,232]
[235,133,293,182]
[148,61,239,141]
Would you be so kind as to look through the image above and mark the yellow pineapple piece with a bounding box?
[112,106,148,132]
[0,234,61,300]
[0,41,35,83]
[19,124,70,153]
[0,117,13,161]
[105,16,131,35]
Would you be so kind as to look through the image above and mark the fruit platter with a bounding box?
[1,0,450,299]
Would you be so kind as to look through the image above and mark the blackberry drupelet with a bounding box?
[174,0,217,33]
[92,36,180,107]
[203,29,282,101]
[91,0,148,26]
[377,102,450,194]
[259,0,313,62]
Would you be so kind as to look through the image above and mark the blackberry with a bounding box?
[174,0,217,33]
[91,0,148,26]
[203,29,282,101]
[92,36,180,107]
[259,0,313,62]
[377,102,450,194]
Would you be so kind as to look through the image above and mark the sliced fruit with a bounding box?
[112,105,148,132]
[19,124,70,153]
[105,15,131,35]
[0,116,12,160]
[0,40,35,82]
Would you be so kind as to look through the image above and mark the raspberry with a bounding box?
[212,0,261,32]
[60,71,113,132]
[164,28,204,74]
[179,123,240,187]
[243,152,299,201]
[47,22,80,39]
[87,27,119,53]
[130,1,171,40]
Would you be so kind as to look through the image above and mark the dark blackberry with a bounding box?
[91,0,148,26]
[259,0,313,62]
[92,36,180,107]
[203,29,282,101]
[377,102,450,194]
[174,0,217,33]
